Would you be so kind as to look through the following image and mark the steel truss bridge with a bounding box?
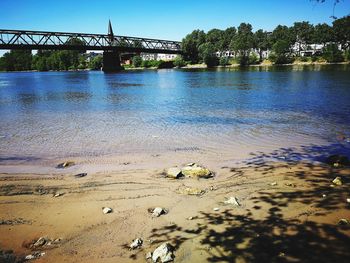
[0,29,181,54]
[0,22,182,71]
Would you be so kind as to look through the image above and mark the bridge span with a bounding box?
[0,21,182,71]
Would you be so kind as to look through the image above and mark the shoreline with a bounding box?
[0,61,349,73]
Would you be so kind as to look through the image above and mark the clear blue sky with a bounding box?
[0,0,349,43]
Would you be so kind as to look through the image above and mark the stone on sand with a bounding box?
[33,237,47,247]
[102,207,113,214]
[152,207,167,217]
[166,167,182,179]
[152,242,174,263]
[224,196,240,206]
[25,252,45,260]
[332,177,342,186]
[56,161,75,169]
[181,164,212,179]
[130,238,143,249]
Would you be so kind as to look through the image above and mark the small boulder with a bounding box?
[151,207,167,217]
[130,238,143,249]
[146,252,152,260]
[181,164,212,179]
[166,167,182,179]
[224,196,240,206]
[152,242,174,263]
[332,177,342,186]
[102,207,113,214]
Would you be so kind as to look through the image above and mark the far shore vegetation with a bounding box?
[0,16,349,72]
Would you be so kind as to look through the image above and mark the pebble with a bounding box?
[213,207,220,211]
[270,182,277,186]
[346,198,350,203]
[166,167,182,179]
[53,192,64,197]
[102,207,112,214]
[332,177,342,186]
[224,196,240,206]
[152,207,167,217]
[130,238,143,249]
[56,161,75,169]
[25,252,45,260]
[33,237,47,247]
[146,252,152,260]
[187,216,193,220]
[74,173,87,178]
[322,194,327,198]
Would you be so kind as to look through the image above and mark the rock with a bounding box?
[332,177,342,186]
[322,194,327,198]
[74,173,87,178]
[270,182,277,186]
[326,155,349,167]
[213,207,220,211]
[181,164,212,179]
[25,251,45,260]
[224,196,240,206]
[33,237,47,247]
[187,216,193,220]
[177,185,204,196]
[102,207,112,214]
[186,162,195,166]
[56,161,75,169]
[130,238,143,249]
[53,192,64,197]
[152,207,167,217]
[146,252,152,260]
[347,198,350,203]
[152,242,174,263]
[166,167,182,179]
[337,219,349,225]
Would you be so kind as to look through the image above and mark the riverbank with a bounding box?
[1,156,350,262]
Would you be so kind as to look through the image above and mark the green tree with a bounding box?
[230,23,254,65]
[0,50,32,71]
[254,29,271,62]
[332,15,350,50]
[221,27,236,51]
[132,56,142,67]
[182,30,206,63]
[312,23,334,46]
[206,29,224,51]
[271,40,292,64]
[89,55,103,70]
[198,42,218,67]
[173,55,186,67]
[322,43,344,62]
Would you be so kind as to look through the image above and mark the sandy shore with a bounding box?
[1,155,350,263]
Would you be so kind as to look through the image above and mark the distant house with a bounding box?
[140,53,177,61]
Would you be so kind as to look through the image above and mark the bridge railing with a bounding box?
[0,29,182,53]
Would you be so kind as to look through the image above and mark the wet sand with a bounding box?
[1,154,350,262]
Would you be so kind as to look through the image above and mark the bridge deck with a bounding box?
[0,29,182,54]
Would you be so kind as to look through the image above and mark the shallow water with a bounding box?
[0,65,350,166]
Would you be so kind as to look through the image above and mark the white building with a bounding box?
[140,53,178,61]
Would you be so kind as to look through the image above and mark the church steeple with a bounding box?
[108,20,114,41]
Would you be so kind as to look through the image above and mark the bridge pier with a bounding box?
[102,51,124,72]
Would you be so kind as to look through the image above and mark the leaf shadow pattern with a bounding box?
[148,143,350,262]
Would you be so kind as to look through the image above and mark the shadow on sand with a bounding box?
[148,143,350,262]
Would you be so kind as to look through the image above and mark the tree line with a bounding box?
[181,15,350,66]
[0,38,103,72]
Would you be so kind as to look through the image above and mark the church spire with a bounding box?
[108,20,114,41]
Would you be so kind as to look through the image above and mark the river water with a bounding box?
[0,65,350,169]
